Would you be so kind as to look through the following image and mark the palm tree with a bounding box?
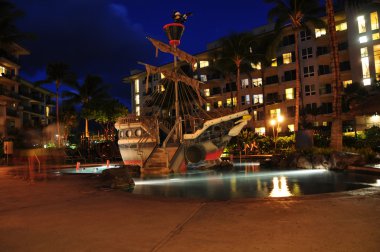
[265,0,323,132]
[213,32,255,111]
[326,0,374,151]
[62,75,109,138]
[36,63,76,147]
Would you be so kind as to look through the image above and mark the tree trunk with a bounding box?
[326,0,343,151]
[85,118,89,138]
[260,69,267,132]
[294,31,300,132]
[55,80,61,147]
[236,63,241,112]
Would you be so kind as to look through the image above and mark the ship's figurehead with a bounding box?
[172,11,192,24]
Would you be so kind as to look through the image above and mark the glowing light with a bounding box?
[269,176,292,197]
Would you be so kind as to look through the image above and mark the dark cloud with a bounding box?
[12,0,272,108]
[13,0,159,108]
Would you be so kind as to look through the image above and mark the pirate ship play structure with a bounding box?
[115,12,251,174]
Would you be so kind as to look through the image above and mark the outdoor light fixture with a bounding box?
[269,114,285,151]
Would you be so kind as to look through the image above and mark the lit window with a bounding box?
[255,127,266,135]
[322,121,328,127]
[227,98,232,107]
[271,58,277,67]
[134,79,139,93]
[361,47,368,57]
[200,75,207,82]
[241,78,249,88]
[374,45,380,80]
[359,36,368,43]
[357,15,366,33]
[45,107,50,117]
[287,124,294,132]
[336,22,347,31]
[315,28,326,38]
[160,73,165,79]
[233,97,237,106]
[218,101,223,107]
[363,78,371,86]
[252,78,262,87]
[245,94,250,105]
[285,88,294,100]
[251,62,261,70]
[283,52,292,64]
[136,106,140,116]
[0,66,6,75]
[135,94,140,105]
[206,103,211,111]
[343,80,352,88]
[270,108,281,118]
[199,61,209,68]
[371,12,379,30]
[204,89,210,97]
[373,33,380,40]
[361,57,371,78]
[253,94,263,104]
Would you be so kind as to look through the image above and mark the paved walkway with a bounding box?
[1,165,380,252]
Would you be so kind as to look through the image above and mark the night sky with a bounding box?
[12,0,273,109]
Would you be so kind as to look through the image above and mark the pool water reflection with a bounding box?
[131,165,379,200]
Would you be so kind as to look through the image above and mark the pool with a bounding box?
[59,162,380,200]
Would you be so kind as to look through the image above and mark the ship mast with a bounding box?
[163,14,189,142]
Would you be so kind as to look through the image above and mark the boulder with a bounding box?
[330,152,365,170]
[101,166,135,191]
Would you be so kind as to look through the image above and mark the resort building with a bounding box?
[127,3,380,134]
[0,42,55,139]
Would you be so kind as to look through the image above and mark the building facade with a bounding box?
[0,42,55,139]
[127,3,380,134]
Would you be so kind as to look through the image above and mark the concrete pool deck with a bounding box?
[1,165,380,252]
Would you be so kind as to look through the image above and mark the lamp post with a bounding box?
[269,114,284,151]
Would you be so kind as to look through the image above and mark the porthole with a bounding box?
[135,128,142,137]
[126,130,132,137]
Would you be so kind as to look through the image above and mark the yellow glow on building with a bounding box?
[204,88,210,97]
[252,78,262,87]
[45,107,50,117]
[359,36,368,43]
[315,28,326,38]
[255,127,266,135]
[371,12,379,30]
[206,103,211,111]
[251,62,261,70]
[357,15,366,33]
[285,88,294,100]
[374,44,380,80]
[288,124,294,132]
[336,22,347,31]
[343,80,352,88]
[135,94,140,105]
[283,52,292,64]
[160,73,165,79]
[218,100,223,107]
[373,33,380,40]
[271,58,277,67]
[134,79,139,93]
[270,108,281,118]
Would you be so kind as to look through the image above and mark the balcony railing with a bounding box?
[6,108,18,117]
